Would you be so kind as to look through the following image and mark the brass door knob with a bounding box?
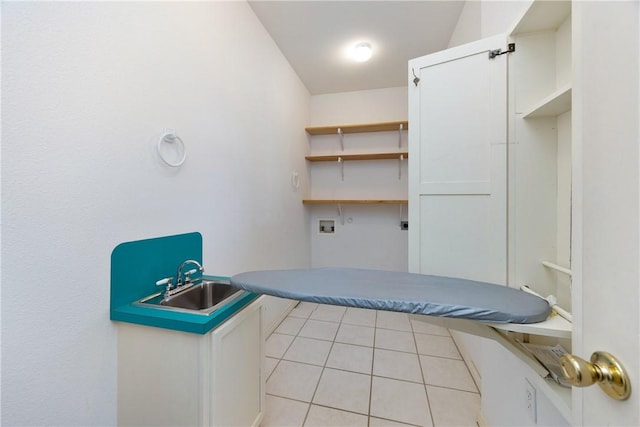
[559,351,631,400]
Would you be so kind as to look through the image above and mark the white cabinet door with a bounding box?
[210,299,264,427]
[408,34,508,284]
[117,324,208,426]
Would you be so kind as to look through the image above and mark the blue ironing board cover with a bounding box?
[231,268,551,324]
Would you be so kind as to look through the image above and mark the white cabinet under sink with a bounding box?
[117,298,264,426]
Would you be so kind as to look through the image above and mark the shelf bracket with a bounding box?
[338,156,344,181]
[337,127,344,151]
[399,204,403,229]
[337,203,344,225]
[398,123,403,148]
[489,43,515,59]
[398,154,404,180]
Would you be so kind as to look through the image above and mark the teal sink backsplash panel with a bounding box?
[110,232,202,310]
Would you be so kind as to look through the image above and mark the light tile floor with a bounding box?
[261,302,481,427]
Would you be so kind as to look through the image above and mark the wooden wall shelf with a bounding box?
[305,121,408,135]
[306,152,408,162]
[303,199,408,205]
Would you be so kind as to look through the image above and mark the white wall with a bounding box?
[448,1,481,48]
[310,87,408,126]
[448,0,532,47]
[480,1,532,38]
[1,2,310,425]
[308,87,408,271]
[482,341,570,427]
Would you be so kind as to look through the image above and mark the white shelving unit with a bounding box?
[508,0,573,423]
[509,0,573,313]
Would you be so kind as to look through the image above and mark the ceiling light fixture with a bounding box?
[351,42,372,62]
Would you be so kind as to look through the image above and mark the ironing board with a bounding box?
[231,268,551,324]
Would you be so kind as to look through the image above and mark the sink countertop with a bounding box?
[110,275,259,334]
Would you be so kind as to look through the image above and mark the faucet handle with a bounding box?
[183,269,198,284]
[155,277,173,290]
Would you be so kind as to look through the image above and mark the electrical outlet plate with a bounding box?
[318,219,335,234]
[525,378,537,423]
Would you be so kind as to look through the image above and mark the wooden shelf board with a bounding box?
[306,152,408,162]
[303,199,408,205]
[306,121,408,135]
[523,85,572,118]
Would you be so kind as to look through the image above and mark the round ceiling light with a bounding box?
[351,42,373,62]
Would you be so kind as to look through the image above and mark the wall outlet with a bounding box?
[525,379,537,424]
[318,219,335,234]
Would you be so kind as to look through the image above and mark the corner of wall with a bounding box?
[448,1,535,48]
[480,1,533,38]
[448,1,482,48]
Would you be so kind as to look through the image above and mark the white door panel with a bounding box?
[418,194,505,284]
[409,34,507,284]
[419,52,492,190]
[573,2,639,425]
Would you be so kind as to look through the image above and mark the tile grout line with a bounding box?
[448,331,481,394]
[412,315,436,427]
[300,305,347,427]
[265,308,311,384]
[265,302,317,410]
[367,309,378,427]
[413,322,481,399]
[267,307,481,426]
[423,383,482,395]
[292,304,317,427]
[304,307,375,422]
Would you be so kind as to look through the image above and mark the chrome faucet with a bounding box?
[176,259,204,287]
[156,260,205,300]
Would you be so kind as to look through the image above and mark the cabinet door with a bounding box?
[117,323,205,427]
[210,299,264,427]
[408,34,508,284]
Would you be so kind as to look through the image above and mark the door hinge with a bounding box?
[489,43,515,59]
